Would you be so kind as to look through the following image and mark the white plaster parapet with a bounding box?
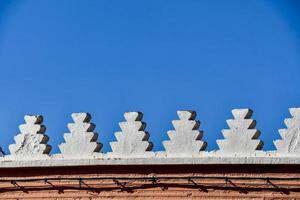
[1,108,300,167]
[8,115,51,158]
[216,109,264,154]
[58,113,102,158]
[274,108,300,154]
[109,112,154,157]
[163,110,207,157]
[1,152,300,168]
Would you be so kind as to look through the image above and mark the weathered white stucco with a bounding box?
[59,113,102,158]
[1,108,300,167]
[8,115,51,158]
[216,109,263,154]
[274,108,300,154]
[163,110,206,157]
[109,112,154,157]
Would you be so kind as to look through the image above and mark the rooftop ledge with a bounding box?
[2,152,300,168]
[2,108,300,168]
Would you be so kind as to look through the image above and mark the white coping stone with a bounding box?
[58,113,102,158]
[2,152,300,168]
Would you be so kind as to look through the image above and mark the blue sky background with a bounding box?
[0,0,299,153]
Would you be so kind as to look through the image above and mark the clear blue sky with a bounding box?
[0,0,299,153]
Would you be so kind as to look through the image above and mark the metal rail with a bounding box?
[3,175,300,184]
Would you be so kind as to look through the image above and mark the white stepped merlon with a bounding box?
[8,115,51,158]
[216,109,263,154]
[59,113,102,158]
[163,110,207,157]
[109,112,154,157]
[274,108,300,154]
[5,107,300,167]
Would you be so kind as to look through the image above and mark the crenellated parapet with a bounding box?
[109,112,153,157]
[8,115,51,158]
[163,111,206,157]
[216,109,263,155]
[274,108,300,154]
[2,108,300,166]
[59,113,102,158]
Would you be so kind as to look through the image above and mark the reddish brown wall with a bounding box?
[0,165,300,199]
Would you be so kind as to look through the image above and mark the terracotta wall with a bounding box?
[0,165,300,199]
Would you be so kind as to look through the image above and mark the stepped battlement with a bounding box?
[0,108,300,167]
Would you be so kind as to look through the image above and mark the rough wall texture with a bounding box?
[2,108,300,158]
[0,164,300,199]
[2,109,300,199]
